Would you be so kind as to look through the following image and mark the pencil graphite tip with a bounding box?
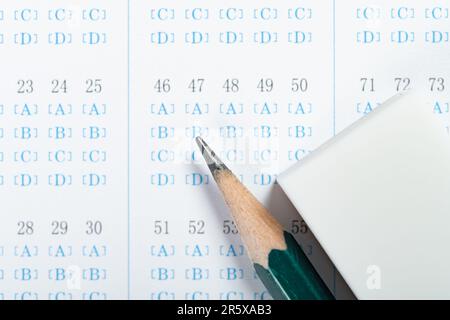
[195,136,229,175]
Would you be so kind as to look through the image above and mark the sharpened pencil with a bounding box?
[195,136,335,300]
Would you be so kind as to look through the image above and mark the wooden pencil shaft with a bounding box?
[195,136,335,300]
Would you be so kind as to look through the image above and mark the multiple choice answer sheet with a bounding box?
[0,0,449,299]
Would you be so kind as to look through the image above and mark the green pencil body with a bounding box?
[254,231,334,300]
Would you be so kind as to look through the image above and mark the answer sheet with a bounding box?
[0,0,448,299]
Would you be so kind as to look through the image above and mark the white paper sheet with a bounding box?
[0,0,448,299]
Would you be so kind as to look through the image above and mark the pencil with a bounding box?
[195,137,335,300]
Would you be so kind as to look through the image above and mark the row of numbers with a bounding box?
[12,77,447,95]
[154,78,309,93]
[154,77,447,94]
[152,219,308,235]
[16,79,103,94]
[360,77,446,92]
[17,220,102,236]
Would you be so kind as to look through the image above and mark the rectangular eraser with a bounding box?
[278,90,450,299]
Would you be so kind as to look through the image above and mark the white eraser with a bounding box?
[278,90,450,299]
